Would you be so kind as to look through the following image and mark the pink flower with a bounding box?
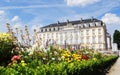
[11,55,20,61]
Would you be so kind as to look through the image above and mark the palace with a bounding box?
[38,18,112,50]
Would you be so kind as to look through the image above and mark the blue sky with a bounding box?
[0,0,120,41]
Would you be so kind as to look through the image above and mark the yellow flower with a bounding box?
[67,58,72,62]
[92,58,97,61]
[61,56,65,59]
[21,60,25,63]
[21,60,26,66]
[21,63,26,66]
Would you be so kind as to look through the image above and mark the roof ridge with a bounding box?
[41,18,101,28]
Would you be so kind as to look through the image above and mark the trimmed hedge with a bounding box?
[0,56,118,75]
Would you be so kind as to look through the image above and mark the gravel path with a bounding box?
[107,57,120,75]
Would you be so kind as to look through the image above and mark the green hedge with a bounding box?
[0,56,118,75]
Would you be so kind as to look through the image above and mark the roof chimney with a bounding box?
[67,19,69,23]
[91,16,94,21]
[80,18,82,22]
[57,21,60,24]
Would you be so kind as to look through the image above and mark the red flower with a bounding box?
[81,54,89,60]
[11,55,20,61]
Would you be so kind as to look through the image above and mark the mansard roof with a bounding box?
[41,18,102,28]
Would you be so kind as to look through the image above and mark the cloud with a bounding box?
[65,0,100,6]
[11,16,19,22]
[101,13,120,41]
[0,4,65,10]
[101,13,120,25]
[0,10,23,33]
[0,10,5,15]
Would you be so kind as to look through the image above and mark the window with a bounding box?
[90,23,95,27]
[47,34,49,38]
[96,22,101,26]
[56,33,58,37]
[98,35,102,43]
[52,33,53,38]
[41,29,43,32]
[86,30,89,35]
[75,33,78,44]
[81,30,83,35]
[86,36,89,43]
[70,33,73,43]
[49,28,51,31]
[43,34,45,38]
[45,29,47,32]
[99,45,101,49]
[92,36,96,43]
[84,23,89,27]
[53,28,55,31]
[81,37,84,43]
[65,32,67,38]
[92,29,95,35]
[98,29,101,34]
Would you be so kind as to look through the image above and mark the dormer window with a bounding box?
[96,22,101,26]
[45,29,47,32]
[41,29,43,32]
[49,28,51,31]
[58,27,60,30]
[53,28,55,31]
[84,23,89,27]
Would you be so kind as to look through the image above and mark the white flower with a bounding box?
[43,58,46,60]
[58,58,61,61]
[52,58,55,60]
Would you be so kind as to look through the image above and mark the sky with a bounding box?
[0,0,120,41]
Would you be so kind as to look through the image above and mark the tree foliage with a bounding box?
[113,30,120,49]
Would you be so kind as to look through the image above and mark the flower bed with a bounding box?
[0,30,118,75]
[0,55,118,75]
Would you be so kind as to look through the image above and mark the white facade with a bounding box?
[38,18,111,50]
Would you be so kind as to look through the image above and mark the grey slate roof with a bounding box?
[41,18,101,28]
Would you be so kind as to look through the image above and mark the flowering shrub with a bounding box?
[0,33,14,42]
[0,33,16,66]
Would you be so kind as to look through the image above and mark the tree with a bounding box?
[113,30,120,49]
